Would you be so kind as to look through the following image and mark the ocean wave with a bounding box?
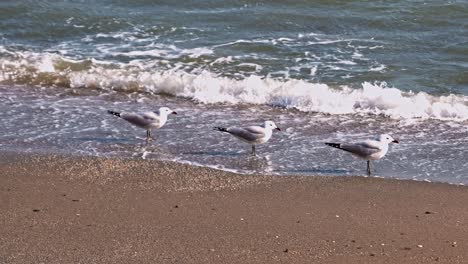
[1,50,467,121]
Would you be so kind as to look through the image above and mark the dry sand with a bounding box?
[1,153,467,263]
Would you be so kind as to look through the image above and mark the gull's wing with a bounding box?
[243,126,266,136]
[120,112,153,127]
[141,111,160,122]
[340,140,382,158]
[227,126,265,142]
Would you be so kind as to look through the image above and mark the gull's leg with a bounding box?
[251,145,256,156]
[367,160,371,176]
[146,130,152,142]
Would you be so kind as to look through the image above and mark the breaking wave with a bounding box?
[1,49,467,121]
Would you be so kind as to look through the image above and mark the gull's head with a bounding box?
[264,121,281,131]
[379,134,399,144]
[159,107,177,116]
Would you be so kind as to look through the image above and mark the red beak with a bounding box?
[392,139,399,144]
[276,127,281,131]
[172,111,177,115]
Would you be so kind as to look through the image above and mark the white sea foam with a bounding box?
[36,56,55,72]
[67,69,468,120]
[180,47,213,58]
[1,49,467,121]
[236,63,263,71]
[310,65,317,76]
[369,64,386,72]
[210,56,234,65]
[298,33,321,38]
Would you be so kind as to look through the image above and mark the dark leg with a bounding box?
[251,145,256,156]
[367,160,371,176]
[146,130,152,141]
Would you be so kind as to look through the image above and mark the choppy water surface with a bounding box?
[0,1,467,183]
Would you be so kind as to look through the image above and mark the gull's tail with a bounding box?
[214,127,228,133]
[107,110,121,117]
[325,143,342,150]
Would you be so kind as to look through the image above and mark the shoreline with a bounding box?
[1,152,468,263]
[2,84,468,185]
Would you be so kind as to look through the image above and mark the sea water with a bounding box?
[0,0,467,183]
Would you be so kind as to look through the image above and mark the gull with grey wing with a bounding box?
[108,107,177,141]
[325,134,399,175]
[214,121,281,156]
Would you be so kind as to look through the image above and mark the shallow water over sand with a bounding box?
[1,85,467,184]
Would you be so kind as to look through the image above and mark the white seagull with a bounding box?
[325,134,399,175]
[214,120,281,156]
[108,107,177,141]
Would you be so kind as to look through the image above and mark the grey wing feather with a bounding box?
[142,112,160,123]
[243,126,266,136]
[120,113,152,127]
[227,126,265,142]
[340,142,381,157]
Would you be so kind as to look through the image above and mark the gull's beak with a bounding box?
[172,111,177,115]
[276,127,281,131]
[392,139,399,144]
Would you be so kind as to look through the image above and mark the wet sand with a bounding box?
[1,153,467,263]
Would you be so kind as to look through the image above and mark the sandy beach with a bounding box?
[1,0,468,263]
[0,153,467,263]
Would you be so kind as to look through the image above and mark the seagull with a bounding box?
[214,121,281,156]
[325,134,399,175]
[107,107,177,141]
